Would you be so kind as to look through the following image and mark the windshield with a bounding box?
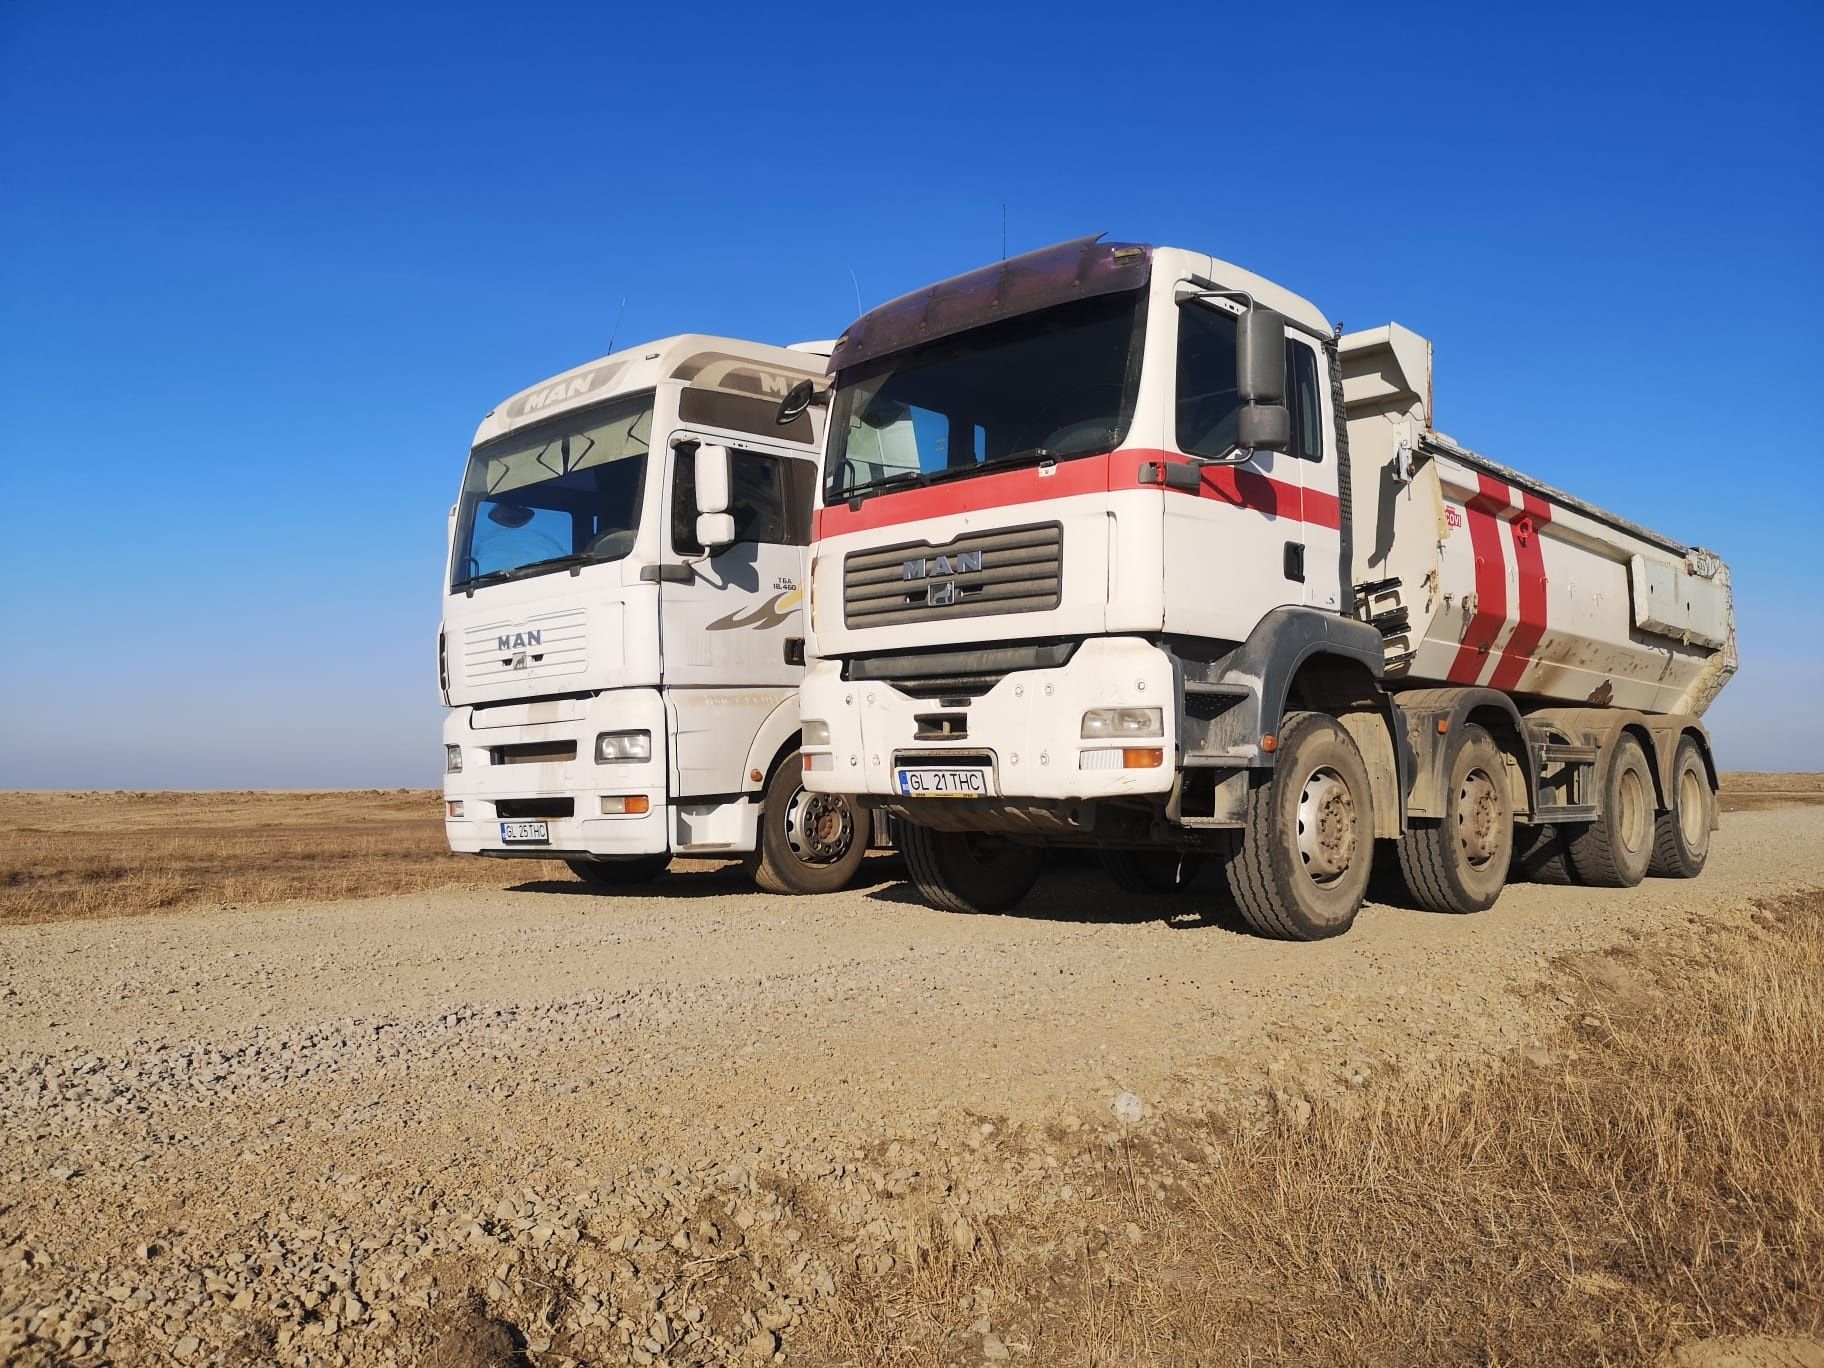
[450,394,653,591]
[825,289,1144,503]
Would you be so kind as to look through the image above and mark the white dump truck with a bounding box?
[799,237,1735,938]
[440,335,870,894]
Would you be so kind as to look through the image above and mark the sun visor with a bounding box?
[828,236,1152,375]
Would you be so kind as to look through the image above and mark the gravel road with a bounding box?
[4,807,1822,1366]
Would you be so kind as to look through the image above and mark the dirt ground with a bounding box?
[2,786,1823,1364]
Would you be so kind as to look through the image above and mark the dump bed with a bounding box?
[1340,325,1735,716]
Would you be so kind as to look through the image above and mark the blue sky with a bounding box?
[2,0,1819,787]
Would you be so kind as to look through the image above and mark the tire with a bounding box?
[748,752,869,895]
[1100,849,1204,895]
[1648,735,1714,878]
[1223,711,1374,941]
[1510,824,1576,885]
[1396,723,1513,914]
[900,824,1042,915]
[1565,733,1655,888]
[565,854,671,888]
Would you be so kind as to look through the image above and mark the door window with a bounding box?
[1176,305,1327,463]
[673,448,812,553]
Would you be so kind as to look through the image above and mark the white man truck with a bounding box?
[799,237,1735,939]
[440,335,870,895]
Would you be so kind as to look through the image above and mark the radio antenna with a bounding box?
[849,268,862,316]
[1002,203,1007,260]
[607,297,627,354]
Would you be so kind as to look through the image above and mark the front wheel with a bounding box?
[565,854,672,888]
[1223,711,1375,941]
[900,825,1042,915]
[748,753,868,895]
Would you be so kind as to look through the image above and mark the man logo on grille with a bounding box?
[902,549,981,608]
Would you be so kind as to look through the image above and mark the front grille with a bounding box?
[460,606,588,688]
[843,523,1062,628]
[494,797,574,820]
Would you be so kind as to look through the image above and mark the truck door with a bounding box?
[657,435,815,798]
[1284,336,1343,612]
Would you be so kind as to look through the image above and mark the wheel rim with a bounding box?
[1616,765,1649,853]
[1678,765,1706,847]
[1296,765,1359,887]
[783,785,854,865]
[1457,768,1504,870]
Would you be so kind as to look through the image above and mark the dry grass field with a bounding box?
[0,789,527,926]
[811,889,1824,1365]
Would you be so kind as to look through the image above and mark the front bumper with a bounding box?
[799,636,1178,803]
[441,689,669,857]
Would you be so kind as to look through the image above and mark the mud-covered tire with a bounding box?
[900,824,1042,915]
[565,854,671,888]
[1648,735,1714,879]
[1397,723,1513,914]
[1510,824,1576,884]
[1223,712,1374,941]
[1566,733,1655,888]
[747,753,868,895]
[1099,849,1203,895]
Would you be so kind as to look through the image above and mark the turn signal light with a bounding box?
[446,801,464,817]
[1123,748,1165,769]
[600,795,651,815]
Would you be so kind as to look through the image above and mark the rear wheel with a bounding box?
[1565,733,1654,888]
[1397,723,1513,914]
[565,854,671,888]
[1648,735,1714,878]
[748,753,868,895]
[1223,712,1374,941]
[900,825,1042,915]
[1099,849,1204,895]
[1510,824,1576,884]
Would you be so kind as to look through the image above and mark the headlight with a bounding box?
[1080,707,1163,739]
[801,719,831,746]
[445,744,463,773]
[595,730,653,763]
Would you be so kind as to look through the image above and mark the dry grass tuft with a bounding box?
[810,891,1824,1366]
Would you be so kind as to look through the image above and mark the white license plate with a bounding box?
[499,820,550,843]
[894,767,990,798]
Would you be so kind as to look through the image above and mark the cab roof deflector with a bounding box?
[827,235,1152,375]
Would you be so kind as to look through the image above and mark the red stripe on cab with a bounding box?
[814,447,1341,538]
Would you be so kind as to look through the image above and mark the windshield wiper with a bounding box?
[455,553,596,592]
[834,469,925,503]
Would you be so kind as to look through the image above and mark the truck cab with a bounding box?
[441,335,868,895]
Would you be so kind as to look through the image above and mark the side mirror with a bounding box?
[694,443,731,515]
[776,379,825,425]
[695,512,736,550]
[1238,404,1291,453]
[1237,307,1286,403]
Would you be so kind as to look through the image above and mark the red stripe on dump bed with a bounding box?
[814,448,1340,538]
[1487,491,1553,691]
[1445,474,1513,684]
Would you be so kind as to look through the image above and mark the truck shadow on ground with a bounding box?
[863,865,1251,934]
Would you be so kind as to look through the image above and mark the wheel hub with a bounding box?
[784,787,853,865]
[1296,767,1357,885]
[1457,770,1503,868]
